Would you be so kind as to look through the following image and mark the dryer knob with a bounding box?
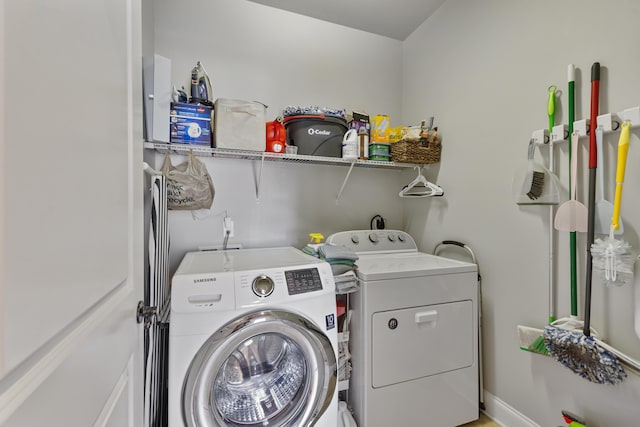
[387,234,396,242]
[351,235,360,244]
[368,233,379,243]
[252,275,274,297]
[398,234,405,242]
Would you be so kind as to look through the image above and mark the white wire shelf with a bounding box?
[143,141,423,170]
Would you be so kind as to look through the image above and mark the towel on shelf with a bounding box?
[334,270,359,294]
[302,246,319,257]
[330,263,355,276]
[300,243,360,290]
[318,244,359,263]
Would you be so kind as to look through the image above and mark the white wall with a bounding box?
[152,0,640,425]
[403,1,640,426]
[152,0,411,271]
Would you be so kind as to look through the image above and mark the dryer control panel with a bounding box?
[326,229,418,254]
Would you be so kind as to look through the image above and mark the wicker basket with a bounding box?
[390,136,441,164]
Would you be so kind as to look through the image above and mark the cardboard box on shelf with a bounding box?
[169,102,213,146]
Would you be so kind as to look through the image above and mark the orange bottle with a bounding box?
[266,116,286,153]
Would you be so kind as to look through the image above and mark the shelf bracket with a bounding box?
[335,161,357,203]
[255,153,265,202]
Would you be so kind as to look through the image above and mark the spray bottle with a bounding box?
[302,233,325,256]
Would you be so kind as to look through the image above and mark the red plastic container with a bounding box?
[265,117,286,153]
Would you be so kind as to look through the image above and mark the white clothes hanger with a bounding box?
[399,166,444,198]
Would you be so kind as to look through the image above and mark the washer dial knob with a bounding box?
[252,275,274,297]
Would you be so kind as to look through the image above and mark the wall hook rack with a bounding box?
[573,119,589,137]
[596,113,621,132]
[551,124,568,143]
[531,128,549,146]
[617,106,640,127]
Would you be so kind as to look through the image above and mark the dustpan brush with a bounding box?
[522,139,545,200]
[528,171,545,200]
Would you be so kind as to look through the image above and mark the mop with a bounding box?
[543,63,627,384]
[591,121,634,286]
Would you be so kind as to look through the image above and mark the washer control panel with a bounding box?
[284,267,323,295]
[326,229,418,254]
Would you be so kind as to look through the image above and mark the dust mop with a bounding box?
[591,121,634,286]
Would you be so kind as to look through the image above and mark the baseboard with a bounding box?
[481,390,540,427]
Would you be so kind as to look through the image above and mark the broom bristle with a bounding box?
[527,335,549,355]
[527,171,545,200]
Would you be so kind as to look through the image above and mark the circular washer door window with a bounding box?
[182,309,337,427]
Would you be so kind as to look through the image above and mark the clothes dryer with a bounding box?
[326,230,479,427]
[168,247,338,427]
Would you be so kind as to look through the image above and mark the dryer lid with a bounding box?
[355,252,476,281]
[175,246,322,275]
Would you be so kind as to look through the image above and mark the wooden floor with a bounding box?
[459,412,500,426]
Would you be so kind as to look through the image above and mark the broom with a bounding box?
[526,85,558,356]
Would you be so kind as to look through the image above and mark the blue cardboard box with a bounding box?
[169,102,213,146]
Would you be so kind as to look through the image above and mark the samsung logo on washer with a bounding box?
[307,128,331,136]
[193,277,216,284]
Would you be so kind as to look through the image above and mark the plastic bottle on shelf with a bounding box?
[358,127,369,160]
[342,129,358,160]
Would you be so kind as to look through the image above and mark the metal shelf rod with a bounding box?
[143,142,423,170]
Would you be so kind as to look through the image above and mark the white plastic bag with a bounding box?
[161,151,214,210]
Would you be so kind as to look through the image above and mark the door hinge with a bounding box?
[136,301,157,325]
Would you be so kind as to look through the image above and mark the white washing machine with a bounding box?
[168,247,338,427]
[326,230,479,427]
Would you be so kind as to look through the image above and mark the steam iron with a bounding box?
[189,61,213,107]
[172,85,188,103]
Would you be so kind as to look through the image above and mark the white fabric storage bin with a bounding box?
[214,99,266,151]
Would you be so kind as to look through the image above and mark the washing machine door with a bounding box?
[182,309,337,427]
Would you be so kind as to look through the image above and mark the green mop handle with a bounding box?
[548,84,557,323]
[568,64,578,317]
